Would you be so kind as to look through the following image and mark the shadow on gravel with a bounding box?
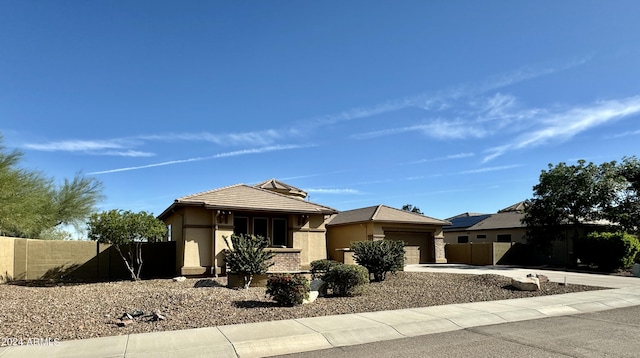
[3,280,89,287]
[232,300,280,309]
[194,279,224,288]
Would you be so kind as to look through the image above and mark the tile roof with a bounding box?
[465,211,525,231]
[159,184,337,218]
[327,204,450,226]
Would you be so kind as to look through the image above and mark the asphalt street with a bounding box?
[275,305,640,358]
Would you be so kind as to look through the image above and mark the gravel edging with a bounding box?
[0,272,601,341]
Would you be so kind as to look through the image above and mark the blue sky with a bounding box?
[2,1,640,228]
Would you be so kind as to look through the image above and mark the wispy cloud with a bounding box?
[475,55,592,94]
[101,150,155,157]
[23,129,287,157]
[25,139,127,152]
[305,56,590,131]
[483,95,640,162]
[140,129,285,146]
[404,152,475,165]
[23,138,154,157]
[608,129,640,138]
[459,164,525,175]
[88,144,306,175]
[352,119,492,140]
[352,92,542,142]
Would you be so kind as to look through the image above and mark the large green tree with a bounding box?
[87,210,167,281]
[523,159,636,254]
[0,137,103,238]
[610,156,640,233]
[401,204,423,215]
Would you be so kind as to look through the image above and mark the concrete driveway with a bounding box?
[405,263,640,289]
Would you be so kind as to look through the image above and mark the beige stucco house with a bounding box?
[159,179,452,276]
[158,179,338,276]
[326,205,450,265]
[443,202,527,245]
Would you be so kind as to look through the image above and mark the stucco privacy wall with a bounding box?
[445,242,522,265]
[0,236,106,281]
[0,236,176,281]
[0,236,15,282]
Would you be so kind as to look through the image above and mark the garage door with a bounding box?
[384,231,433,264]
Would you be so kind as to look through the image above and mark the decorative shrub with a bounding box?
[223,234,274,289]
[266,274,310,306]
[351,240,405,282]
[310,259,342,280]
[323,264,369,297]
[578,231,640,271]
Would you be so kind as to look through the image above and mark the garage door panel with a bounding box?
[384,231,433,264]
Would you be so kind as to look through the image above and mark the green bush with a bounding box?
[351,240,405,282]
[578,231,640,271]
[223,234,274,289]
[323,264,369,297]
[266,274,310,306]
[310,259,342,280]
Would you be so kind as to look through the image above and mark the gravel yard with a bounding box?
[0,272,600,341]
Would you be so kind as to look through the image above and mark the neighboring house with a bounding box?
[326,205,450,264]
[443,202,527,245]
[443,201,614,266]
[158,179,338,276]
[158,179,452,276]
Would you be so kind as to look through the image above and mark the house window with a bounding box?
[457,236,469,244]
[167,224,172,241]
[253,217,268,240]
[234,215,288,247]
[476,234,487,240]
[497,234,512,243]
[272,218,287,246]
[234,217,248,236]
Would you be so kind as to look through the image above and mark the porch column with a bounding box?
[434,235,447,263]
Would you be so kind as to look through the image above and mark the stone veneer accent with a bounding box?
[267,248,302,272]
[434,236,447,263]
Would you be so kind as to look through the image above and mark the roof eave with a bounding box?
[168,200,337,215]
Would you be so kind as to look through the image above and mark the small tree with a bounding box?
[224,234,274,289]
[87,210,167,281]
[351,240,405,282]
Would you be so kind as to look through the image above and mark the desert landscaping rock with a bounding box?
[0,272,600,341]
[512,277,541,291]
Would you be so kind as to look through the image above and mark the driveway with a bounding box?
[405,263,640,289]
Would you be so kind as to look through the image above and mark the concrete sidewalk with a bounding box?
[2,265,639,358]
